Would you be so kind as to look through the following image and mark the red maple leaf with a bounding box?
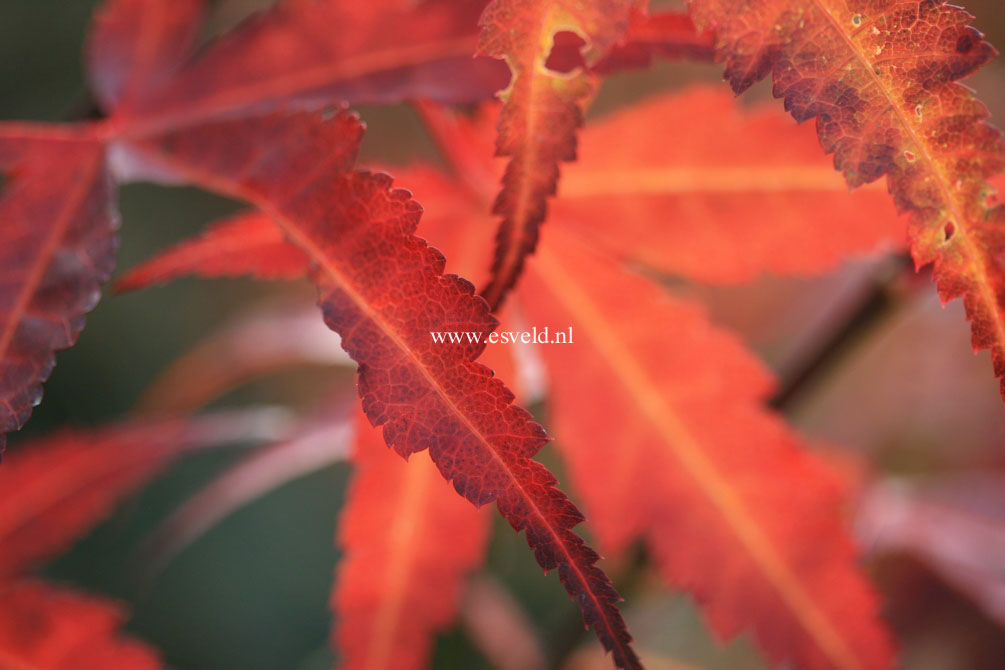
[688,0,1005,397]
[0,581,161,670]
[332,412,491,670]
[0,0,505,451]
[118,92,909,668]
[0,0,710,453]
[4,1,1003,668]
[0,414,274,583]
[0,412,274,669]
[476,0,636,308]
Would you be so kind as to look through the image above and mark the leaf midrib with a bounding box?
[128,142,635,669]
[120,36,480,136]
[363,455,434,670]
[532,242,862,670]
[0,152,103,396]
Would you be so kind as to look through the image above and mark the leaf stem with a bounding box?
[770,254,917,410]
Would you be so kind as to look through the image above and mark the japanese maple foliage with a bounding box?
[0,134,115,454]
[2,0,1005,669]
[0,581,160,670]
[688,0,1005,395]
[333,412,490,670]
[476,0,636,309]
[348,102,898,670]
[120,94,899,669]
[0,412,279,670]
[0,0,504,451]
[114,212,310,294]
[1,0,650,665]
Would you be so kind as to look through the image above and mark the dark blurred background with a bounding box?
[1,1,1004,669]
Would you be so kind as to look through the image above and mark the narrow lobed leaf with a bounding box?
[114,211,308,293]
[0,414,276,582]
[688,0,1005,397]
[519,229,895,670]
[0,130,116,454]
[332,414,490,670]
[476,0,635,309]
[120,0,508,134]
[0,0,718,447]
[128,109,641,669]
[554,87,908,282]
[0,580,161,670]
[87,0,204,113]
[400,103,897,670]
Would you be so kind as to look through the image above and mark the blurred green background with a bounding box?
[2,1,1005,669]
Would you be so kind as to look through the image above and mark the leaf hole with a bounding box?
[851,14,863,27]
[944,222,956,242]
[545,31,587,75]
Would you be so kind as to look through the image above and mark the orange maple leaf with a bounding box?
[689,0,1005,396]
[0,581,161,670]
[332,413,491,670]
[477,0,637,308]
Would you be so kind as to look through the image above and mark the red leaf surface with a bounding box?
[382,102,897,669]
[126,109,639,668]
[107,0,711,135]
[0,131,115,454]
[390,104,898,669]
[106,91,913,667]
[688,0,1005,395]
[0,581,160,670]
[0,423,178,581]
[115,163,527,405]
[591,10,715,72]
[121,0,506,133]
[476,0,635,309]
[87,0,203,113]
[0,0,716,449]
[0,414,270,582]
[0,0,508,446]
[115,212,308,293]
[555,87,907,282]
[332,415,490,670]
[418,95,906,283]
[518,230,893,670]
[115,165,492,292]
[116,1,709,135]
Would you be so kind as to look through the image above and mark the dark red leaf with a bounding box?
[0,581,160,670]
[126,109,639,669]
[87,0,204,113]
[689,0,1005,397]
[120,0,506,134]
[115,212,308,293]
[0,129,115,454]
